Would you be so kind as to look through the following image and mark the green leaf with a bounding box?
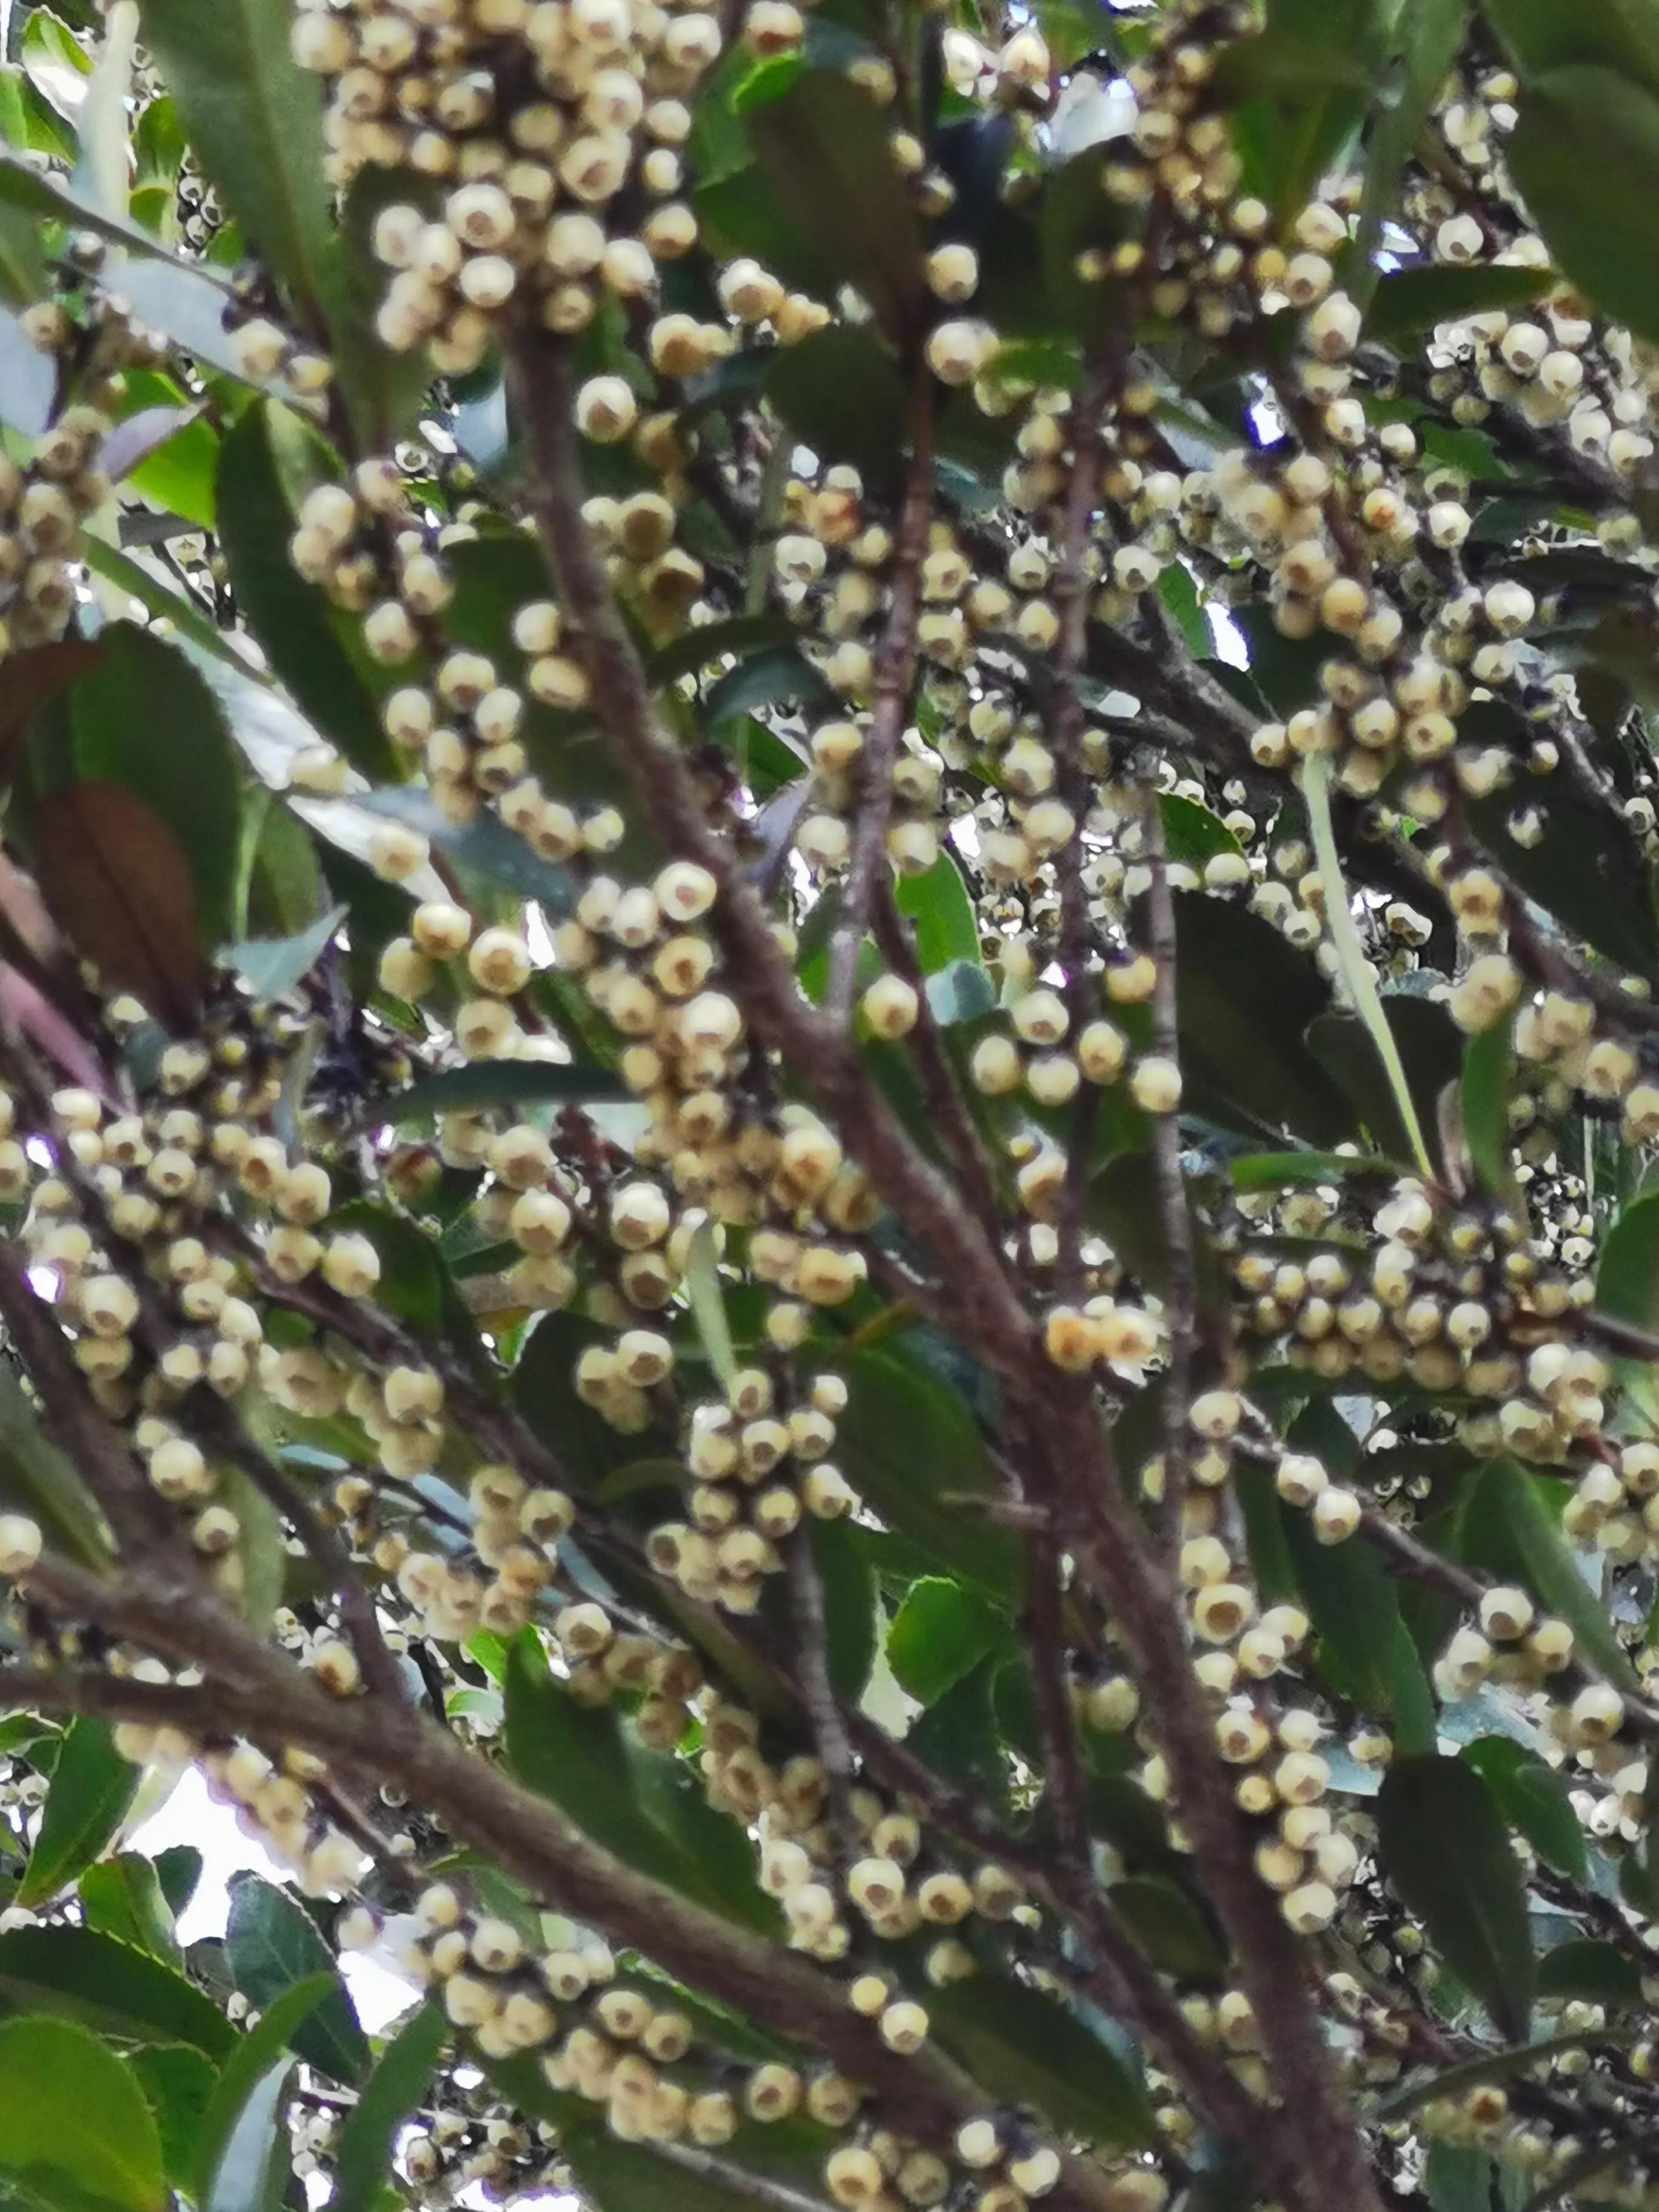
[1595,1188,1659,1333]
[924,958,996,1027]
[68,622,244,949]
[1159,791,1241,868]
[0,1926,233,2054]
[1227,1150,1381,1191]
[1157,565,1211,660]
[1424,2142,1493,2212]
[1460,1737,1586,1880]
[1484,0,1659,96]
[705,645,834,726]
[1278,1505,1433,1731]
[810,1518,877,1701]
[894,853,981,973]
[0,2016,164,2212]
[133,0,331,318]
[765,325,909,489]
[195,1976,335,2203]
[1460,1013,1518,1202]
[0,1360,108,1567]
[205,2057,293,2212]
[504,1634,713,1892]
[924,1975,1155,2147]
[154,1847,203,1919]
[685,1219,739,1392]
[1170,891,1355,1145]
[886,1578,1008,1706]
[1375,1754,1535,2042]
[216,404,400,783]
[324,1199,445,1336]
[648,614,796,686]
[1109,1875,1228,1982]
[378,1059,629,1124]
[1460,1455,1636,1691]
[332,2005,449,2212]
[831,1347,1022,1601]
[224,1874,368,2085]
[1504,67,1659,342]
[228,904,346,1000]
[79,1855,176,1961]
[1366,259,1552,338]
[129,2044,216,2190]
[1346,0,1470,300]
[16,1720,138,1908]
[1536,1938,1642,2005]
[745,71,925,343]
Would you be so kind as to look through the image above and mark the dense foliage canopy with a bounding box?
[10,2,1659,2211]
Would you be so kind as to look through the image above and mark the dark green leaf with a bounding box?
[154,1847,202,1919]
[0,2016,164,2212]
[648,614,796,686]
[1376,1754,1535,2040]
[380,1060,629,1124]
[1367,260,1552,338]
[705,645,834,726]
[1460,1455,1635,1689]
[831,1347,1021,1601]
[195,1975,335,2203]
[324,1201,445,1337]
[1424,2142,1493,2212]
[1307,995,1463,1172]
[886,1577,1007,1706]
[134,0,332,317]
[809,1518,877,1701]
[1460,1737,1586,1879]
[216,404,399,783]
[1109,1875,1228,1982]
[924,1975,1155,2147]
[1484,0,1659,97]
[1596,1188,1659,1333]
[1504,67,1659,343]
[1279,1505,1433,1730]
[1461,1013,1518,1202]
[1536,1938,1642,2004]
[0,1926,233,2054]
[17,1718,137,1908]
[765,325,909,489]
[745,72,925,343]
[1346,0,1470,298]
[332,2005,449,2212]
[1171,892,1354,1145]
[224,1874,368,2085]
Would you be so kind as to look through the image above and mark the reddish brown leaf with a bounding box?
[33,782,203,1033]
[0,641,104,785]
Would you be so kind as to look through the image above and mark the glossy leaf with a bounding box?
[380,1059,629,1123]
[1460,1455,1635,1689]
[133,0,332,317]
[0,2014,165,2212]
[0,1925,233,2054]
[204,2057,293,2212]
[1460,1736,1586,1880]
[227,904,346,1000]
[195,1975,334,2202]
[216,404,399,782]
[886,1577,1008,1706]
[332,2004,449,2212]
[1375,1754,1535,2041]
[129,2043,216,2190]
[18,1718,139,1906]
[224,1874,369,2085]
